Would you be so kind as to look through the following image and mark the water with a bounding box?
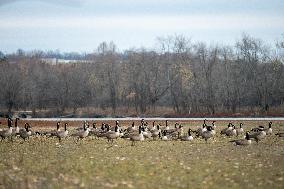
[23,117,284,121]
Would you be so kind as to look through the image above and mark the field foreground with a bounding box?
[0,120,284,189]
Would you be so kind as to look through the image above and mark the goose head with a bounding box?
[269,122,272,128]
[174,123,178,129]
[101,123,105,130]
[24,123,29,131]
[56,122,61,130]
[64,123,68,131]
[188,128,192,136]
[157,124,160,131]
[245,132,250,140]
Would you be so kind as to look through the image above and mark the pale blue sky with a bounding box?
[0,0,284,53]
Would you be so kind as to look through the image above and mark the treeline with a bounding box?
[0,34,284,117]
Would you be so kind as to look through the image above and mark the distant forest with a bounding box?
[0,34,284,117]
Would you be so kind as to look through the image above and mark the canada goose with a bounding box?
[141,119,146,127]
[229,132,251,146]
[225,125,237,137]
[110,120,120,131]
[90,123,106,137]
[264,122,272,135]
[105,125,120,143]
[195,124,207,137]
[76,121,89,131]
[203,119,207,127]
[45,122,61,137]
[151,124,161,140]
[161,120,170,131]
[89,122,97,131]
[142,127,152,139]
[127,122,137,132]
[165,123,179,135]
[221,123,233,135]
[275,132,284,137]
[19,123,32,141]
[201,126,214,143]
[129,127,144,146]
[212,121,216,130]
[95,124,111,138]
[180,128,193,141]
[150,121,156,132]
[176,124,184,138]
[56,123,69,142]
[248,128,266,143]
[161,130,170,141]
[12,118,20,135]
[0,118,13,141]
[72,122,90,140]
[236,123,244,136]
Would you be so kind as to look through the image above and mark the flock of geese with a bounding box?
[0,118,283,146]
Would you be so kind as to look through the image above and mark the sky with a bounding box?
[0,0,284,53]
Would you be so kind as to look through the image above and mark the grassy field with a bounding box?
[0,120,284,189]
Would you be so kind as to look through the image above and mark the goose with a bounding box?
[72,122,90,140]
[0,118,13,141]
[105,125,120,143]
[176,124,184,138]
[248,128,266,143]
[264,122,272,135]
[90,123,106,137]
[19,123,32,141]
[90,122,97,131]
[76,121,89,131]
[142,127,152,139]
[140,119,146,127]
[225,125,237,137]
[236,123,244,136]
[229,132,251,146]
[221,123,233,135]
[180,128,193,141]
[275,132,284,137]
[56,123,69,142]
[110,120,120,131]
[12,118,20,136]
[151,124,161,140]
[129,127,144,146]
[150,121,156,132]
[165,123,179,135]
[195,124,207,137]
[211,121,216,130]
[45,122,61,137]
[201,126,214,143]
[95,124,110,138]
[161,120,170,131]
[161,130,170,141]
[127,122,137,132]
